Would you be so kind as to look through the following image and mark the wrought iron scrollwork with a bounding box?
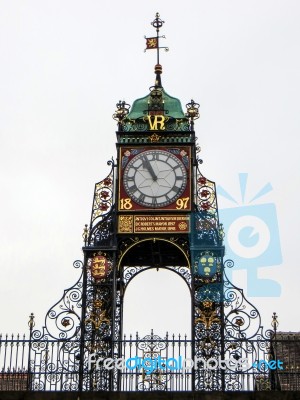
[136,332,169,391]
[122,264,191,288]
[32,260,83,341]
[88,207,115,247]
[81,251,116,391]
[193,170,222,247]
[87,159,116,247]
[21,260,84,391]
[223,259,265,340]
[222,259,275,390]
[89,159,115,229]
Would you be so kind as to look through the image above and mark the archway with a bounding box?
[117,238,192,391]
[118,238,192,338]
[123,268,191,337]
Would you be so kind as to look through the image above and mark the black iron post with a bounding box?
[27,313,35,391]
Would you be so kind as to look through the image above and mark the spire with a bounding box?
[144,13,169,88]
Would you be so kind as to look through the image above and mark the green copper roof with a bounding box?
[127,88,186,120]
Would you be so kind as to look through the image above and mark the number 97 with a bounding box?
[176,197,189,210]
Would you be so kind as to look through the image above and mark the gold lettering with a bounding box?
[147,115,165,130]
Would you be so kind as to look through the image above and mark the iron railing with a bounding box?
[1,331,299,392]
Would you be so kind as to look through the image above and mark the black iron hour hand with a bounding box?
[142,156,157,181]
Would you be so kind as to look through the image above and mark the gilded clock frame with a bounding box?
[118,146,192,212]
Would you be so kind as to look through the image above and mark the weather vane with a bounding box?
[144,12,169,65]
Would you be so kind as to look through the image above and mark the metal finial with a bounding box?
[144,13,169,66]
[271,312,279,331]
[112,100,130,124]
[28,313,35,331]
[82,224,89,246]
[185,99,200,130]
[151,12,164,31]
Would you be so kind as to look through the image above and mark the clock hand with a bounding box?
[142,156,157,181]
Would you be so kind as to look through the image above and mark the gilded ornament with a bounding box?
[118,215,133,233]
[148,133,161,142]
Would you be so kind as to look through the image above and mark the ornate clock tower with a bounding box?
[0,13,281,396]
[81,13,225,391]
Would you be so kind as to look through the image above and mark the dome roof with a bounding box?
[127,88,186,120]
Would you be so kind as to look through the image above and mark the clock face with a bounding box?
[123,149,187,208]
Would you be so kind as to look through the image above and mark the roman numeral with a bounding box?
[138,193,145,202]
[128,184,138,192]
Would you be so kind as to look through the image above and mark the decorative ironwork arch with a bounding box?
[123,265,192,293]
[117,237,192,290]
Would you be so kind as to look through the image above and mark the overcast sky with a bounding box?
[1,1,299,337]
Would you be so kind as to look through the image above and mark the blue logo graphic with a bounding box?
[218,173,282,297]
[252,359,284,370]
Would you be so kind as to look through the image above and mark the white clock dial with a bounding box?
[123,150,187,208]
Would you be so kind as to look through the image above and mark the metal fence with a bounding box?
[1,331,299,392]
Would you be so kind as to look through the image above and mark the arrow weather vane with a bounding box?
[144,12,169,65]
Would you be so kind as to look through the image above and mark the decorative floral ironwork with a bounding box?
[195,302,220,329]
[85,300,110,330]
[192,169,222,247]
[196,171,218,220]
[90,159,114,228]
[88,208,115,247]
